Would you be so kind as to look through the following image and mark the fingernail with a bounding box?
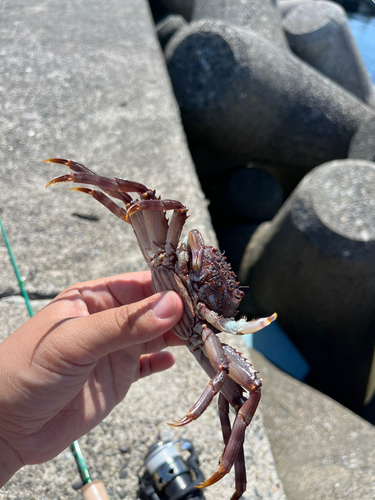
[152,292,177,319]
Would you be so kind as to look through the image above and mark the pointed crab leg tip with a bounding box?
[43,158,71,166]
[195,479,213,489]
[167,419,183,427]
[269,312,278,322]
[45,180,62,189]
[42,158,62,164]
[167,417,190,427]
[70,187,93,194]
[196,472,223,489]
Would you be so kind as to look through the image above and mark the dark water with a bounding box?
[348,13,375,84]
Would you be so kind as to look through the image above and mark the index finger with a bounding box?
[64,271,153,313]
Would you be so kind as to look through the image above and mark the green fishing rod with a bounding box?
[0,215,109,500]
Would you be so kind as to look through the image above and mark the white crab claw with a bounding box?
[237,312,278,335]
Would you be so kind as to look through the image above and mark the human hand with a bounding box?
[0,271,184,486]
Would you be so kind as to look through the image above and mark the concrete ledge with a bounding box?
[251,348,375,500]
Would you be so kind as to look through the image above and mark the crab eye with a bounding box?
[233,289,244,300]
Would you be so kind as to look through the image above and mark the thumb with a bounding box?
[55,291,184,364]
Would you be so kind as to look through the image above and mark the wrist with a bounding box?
[0,435,23,487]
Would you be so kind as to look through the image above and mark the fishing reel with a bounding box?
[138,439,206,500]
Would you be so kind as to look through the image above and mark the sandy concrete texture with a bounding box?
[0,0,214,298]
[250,349,375,500]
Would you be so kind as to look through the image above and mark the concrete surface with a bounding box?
[156,14,187,50]
[0,0,214,299]
[349,115,375,162]
[283,1,375,107]
[250,348,375,500]
[0,1,285,499]
[193,0,288,48]
[239,160,375,414]
[165,19,374,171]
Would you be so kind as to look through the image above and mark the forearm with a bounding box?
[0,436,23,488]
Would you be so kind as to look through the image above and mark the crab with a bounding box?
[44,158,277,500]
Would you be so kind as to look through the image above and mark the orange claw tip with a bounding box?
[195,478,215,489]
[269,312,278,322]
[167,418,187,428]
[167,422,178,428]
[197,467,226,488]
[70,187,93,194]
[45,178,62,188]
[42,158,69,165]
[45,174,74,188]
[167,418,183,427]
[195,477,217,489]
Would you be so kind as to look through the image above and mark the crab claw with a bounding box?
[43,158,97,188]
[42,158,93,172]
[198,303,278,335]
[237,312,277,335]
[43,158,129,199]
[168,415,195,427]
[196,466,226,488]
[45,174,74,188]
[197,469,245,500]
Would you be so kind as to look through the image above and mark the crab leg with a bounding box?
[196,352,247,410]
[68,188,183,253]
[122,201,187,267]
[45,158,186,206]
[170,325,230,426]
[194,361,250,500]
[198,344,261,492]
[198,303,277,335]
[198,387,260,492]
[173,343,252,498]
[220,399,247,500]
[44,157,188,266]
[218,392,231,445]
[44,158,147,199]
[233,438,246,500]
[44,158,136,204]
[218,394,246,500]
[203,359,249,500]
[72,187,131,222]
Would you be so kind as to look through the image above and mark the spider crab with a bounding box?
[44,158,277,500]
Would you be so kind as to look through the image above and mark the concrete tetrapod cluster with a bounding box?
[239,159,375,414]
[153,0,375,418]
